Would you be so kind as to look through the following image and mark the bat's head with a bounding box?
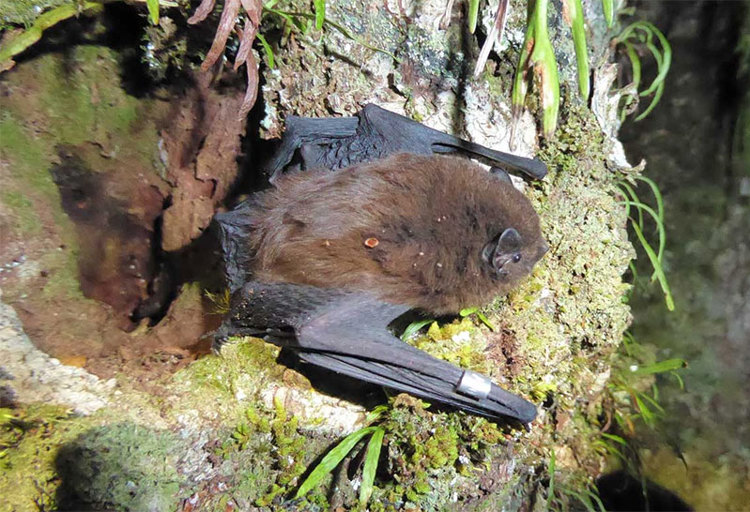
[481,226,548,284]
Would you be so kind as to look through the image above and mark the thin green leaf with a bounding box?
[639,390,665,413]
[313,0,325,30]
[621,200,665,264]
[635,81,664,121]
[618,183,644,230]
[147,0,159,25]
[601,432,627,445]
[468,0,480,33]
[295,426,378,498]
[460,307,495,331]
[256,33,275,68]
[0,2,103,65]
[623,41,642,90]
[365,405,388,424]
[633,394,654,423]
[565,0,590,98]
[475,311,495,331]
[629,221,674,310]
[548,449,556,501]
[263,8,398,62]
[630,358,687,375]
[359,427,385,504]
[602,0,614,27]
[401,319,435,340]
[670,370,685,390]
[512,0,559,138]
[634,176,665,234]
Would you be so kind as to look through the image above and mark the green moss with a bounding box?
[0,0,71,27]
[0,189,42,234]
[55,422,187,511]
[0,113,57,198]
[175,337,284,399]
[0,403,96,512]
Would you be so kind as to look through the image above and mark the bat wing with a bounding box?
[265,104,547,182]
[212,200,259,293]
[219,280,537,424]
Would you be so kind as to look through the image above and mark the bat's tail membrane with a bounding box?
[430,135,549,180]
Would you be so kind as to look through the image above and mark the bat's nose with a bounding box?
[538,242,550,259]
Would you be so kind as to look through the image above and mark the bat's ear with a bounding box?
[498,228,522,253]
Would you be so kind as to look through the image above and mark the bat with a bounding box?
[213,106,548,424]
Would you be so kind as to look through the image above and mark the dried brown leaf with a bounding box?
[239,50,259,118]
[187,0,216,24]
[201,0,241,71]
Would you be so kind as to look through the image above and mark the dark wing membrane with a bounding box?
[360,104,548,180]
[264,104,547,182]
[219,280,537,423]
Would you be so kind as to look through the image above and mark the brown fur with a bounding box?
[247,153,546,314]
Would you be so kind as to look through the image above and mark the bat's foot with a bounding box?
[211,323,269,353]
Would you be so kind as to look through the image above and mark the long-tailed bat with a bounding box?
[214,105,547,424]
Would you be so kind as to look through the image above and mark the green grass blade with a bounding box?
[601,432,628,445]
[630,220,674,310]
[624,42,642,90]
[313,0,325,30]
[147,0,159,24]
[639,390,665,413]
[401,318,435,340]
[631,358,687,375]
[256,33,275,68]
[602,0,614,27]
[635,81,664,121]
[634,176,665,231]
[618,183,644,230]
[359,427,385,504]
[295,426,378,498]
[565,0,590,98]
[512,0,560,138]
[468,0,480,34]
[640,24,672,96]
[459,307,496,330]
[633,393,654,424]
[548,449,556,502]
[621,200,665,267]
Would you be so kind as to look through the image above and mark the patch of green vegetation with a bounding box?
[294,396,514,510]
[410,317,490,374]
[0,403,95,512]
[203,398,329,510]
[0,113,57,198]
[547,450,606,511]
[36,46,140,147]
[0,189,42,234]
[175,337,285,399]
[39,248,86,300]
[55,422,187,511]
[0,0,71,28]
[614,21,672,121]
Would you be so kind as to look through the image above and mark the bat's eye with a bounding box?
[512,253,522,263]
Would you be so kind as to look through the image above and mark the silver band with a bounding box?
[456,370,492,400]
